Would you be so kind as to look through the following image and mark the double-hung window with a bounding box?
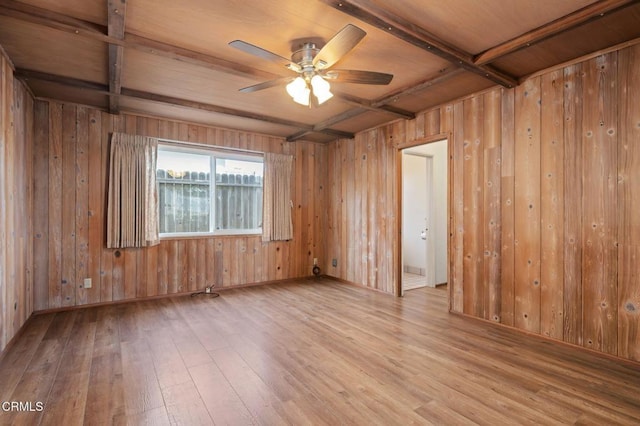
[156,144,263,236]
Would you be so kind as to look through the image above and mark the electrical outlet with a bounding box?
[313,257,318,266]
[332,258,337,267]
[83,278,92,289]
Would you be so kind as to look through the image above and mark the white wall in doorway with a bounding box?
[402,154,428,273]
[404,140,448,285]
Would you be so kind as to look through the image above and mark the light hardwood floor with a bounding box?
[1,277,639,425]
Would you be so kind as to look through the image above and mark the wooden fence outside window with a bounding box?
[157,170,263,233]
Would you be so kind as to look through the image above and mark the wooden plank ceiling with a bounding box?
[0,0,639,143]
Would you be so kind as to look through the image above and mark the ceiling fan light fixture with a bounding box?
[310,75,333,105]
[286,77,311,105]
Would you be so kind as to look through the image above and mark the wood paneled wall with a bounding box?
[325,110,450,293]
[0,53,34,353]
[326,44,640,362]
[32,102,327,311]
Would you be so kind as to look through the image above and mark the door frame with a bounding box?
[395,133,452,306]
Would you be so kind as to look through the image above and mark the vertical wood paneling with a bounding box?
[364,135,373,287]
[0,58,34,353]
[48,103,63,308]
[75,107,89,306]
[540,70,565,340]
[462,96,484,318]
[581,53,618,355]
[7,85,17,334]
[22,88,34,320]
[345,138,355,283]
[0,55,6,350]
[388,124,401,294]
[178,240,187,290]
[425,109,441,136]
[87,108,102,305]
[61,105,77,306]
[289,141,303,276]
[302,142,312,277]
[563,63,584,345]
[451,102,465,312]
[366,131,377,288]
[31,106,325,316]
[514,78,541,333]
[329,140,342,278]
[187,239,197,291]
[307,143,317,277]
[617,44,640,361]
[100,112,114,303]
[323,45,638,365]
[33,101,49,311]
[500,88,516,326]
[315,143,328,276]
[167,240,178,294]
[441,105,453,309]
[483,90,501,322]
[205,238,215,289]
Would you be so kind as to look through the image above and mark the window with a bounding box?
[156,144,263,236]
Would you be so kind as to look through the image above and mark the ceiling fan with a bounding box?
[229,24,393,107]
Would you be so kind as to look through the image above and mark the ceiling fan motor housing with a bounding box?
[292,43,321,72]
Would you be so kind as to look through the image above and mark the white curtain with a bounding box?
[262,153,293,242]
[107,133,160,248]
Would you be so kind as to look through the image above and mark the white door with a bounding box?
[424,155,436,287]
[401,152,435,292]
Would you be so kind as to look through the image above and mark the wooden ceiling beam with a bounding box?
[107,0,126,114]
[0,0,119,45]
[320,0,517,88]
[333,92,415,119]
[286,108,366,142]
[372,67,465,107]
[14,68,354,140]
[16,68,108,92]
[474,0,639,66]
[121,88,352,139]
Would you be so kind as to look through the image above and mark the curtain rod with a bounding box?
[157,137,265,156]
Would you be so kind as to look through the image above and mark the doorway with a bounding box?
[400,139,448,296]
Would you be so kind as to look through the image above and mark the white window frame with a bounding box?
[157,142,263,238]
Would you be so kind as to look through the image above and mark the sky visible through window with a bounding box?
[157,150,263,176]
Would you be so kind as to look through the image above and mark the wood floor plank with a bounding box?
[209,346,288,424]
[0,314,54,401]
[39,309,96,426]
[162,381,214,425]
[120,339,165,416]
[113,405,171,426]
[189,361,256,425]
[1,278,639,425]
